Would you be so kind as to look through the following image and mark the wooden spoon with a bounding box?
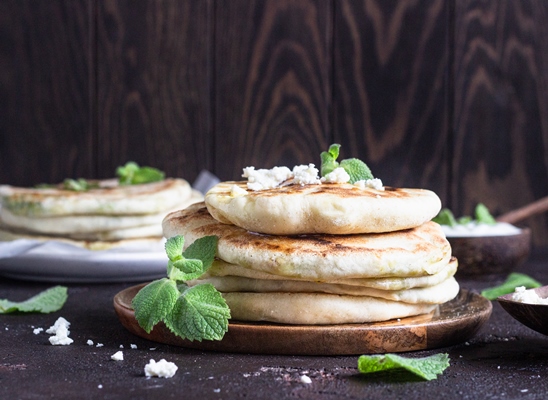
[497,196,548,224]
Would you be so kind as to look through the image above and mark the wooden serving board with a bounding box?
[113,284,492,355]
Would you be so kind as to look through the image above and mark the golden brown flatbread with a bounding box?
[163,202,452,280]
[204,181,441,235]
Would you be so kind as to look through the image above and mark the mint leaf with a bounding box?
[116,161,164,185]
[475,203,496,225]
[132,278,179,333]
[358,353,450,381]
[165,235,184,261]
[63,178,97,192]
[166,284,230,341]
[340,158,374,183]
[432,208,458,226]
[183,236,218,272]
[481,273,542,300]
[320,144,341,177]
[0,286,68,314]
[132,234,228,342]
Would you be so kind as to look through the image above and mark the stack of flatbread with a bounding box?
[163,179,459,325]
[0,178,202,250]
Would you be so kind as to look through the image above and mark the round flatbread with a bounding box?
[191,275,459,305]
[200,258,458,290]
[222,292,438,324]
[163,202,452,280]
[0,190,202,235]
[0,225,163,251]
[0,178,196,217]
[205,181,441,234]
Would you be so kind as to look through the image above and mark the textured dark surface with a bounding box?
[2,250,548,399]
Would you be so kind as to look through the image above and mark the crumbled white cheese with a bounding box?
[321,167,350,183]
[242,166,292,191]
[130,344,137,349]
[511,286,548,305]
[144,359,178,378]
[46,317,73,346]
[441,222,522,237]
[87,339,94,346]
[354,178,384,191]
[119,344,124,349]
[300,375,312,384]
[111,351,124,361]
[33,327,44,335]
[292,164,321,185]
[96,343,104,348]
[230,184,248,197]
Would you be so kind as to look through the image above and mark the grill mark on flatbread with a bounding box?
[163,202,452,279]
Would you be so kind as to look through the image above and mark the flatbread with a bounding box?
[196,257,458,291]
[0,191,202,235]
[205,181,441,234]
[0,225,163,251]
[0,178,196,217]
[191,275,459,304]
[163,202,452,280]
[222,292,438,324]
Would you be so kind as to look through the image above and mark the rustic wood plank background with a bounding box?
[1,0,547,246]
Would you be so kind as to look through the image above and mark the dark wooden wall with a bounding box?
[1,0,547,246]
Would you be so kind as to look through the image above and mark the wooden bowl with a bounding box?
[498,286,548,336]
[448,228,531,277]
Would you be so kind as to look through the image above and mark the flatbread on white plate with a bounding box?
[0,224,163,251]
[191,275,459,305]
[0,178,196,217]
[200,258,458,290]
[222,292,438,325]
[205,181,441,234]
[163,203,452,280]
[0,191,202,235]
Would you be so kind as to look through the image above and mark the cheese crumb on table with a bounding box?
[144,359,178,378]
[46,317,73,346]
[111,351,124,361]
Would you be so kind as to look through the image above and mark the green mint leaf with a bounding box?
[182,236,218,272]
[132,278,179,333]
[475,203,496,225]
[0,286,68,314]
[63,178,91,192]
[168,259,205,281]
[358,353,450,381]
[165,284,230,341]
[481,273,542,300]
[457,215,473,225]
[320,143,341,177]
[340,158,374,183]
[116,161,165,185]
[165,235,185,262]
[432,208,458,226]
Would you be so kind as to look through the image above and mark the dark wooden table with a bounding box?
[2,251,548,399]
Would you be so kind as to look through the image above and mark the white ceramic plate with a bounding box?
[0,239,167,283]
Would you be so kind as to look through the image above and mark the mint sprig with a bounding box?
[116,161,165,185]
[481,273,542,300]
[132,235,230,342]
[433,203,496,226]
[0,286,68,314]
[320,143,374,183]
[358,353,450,381]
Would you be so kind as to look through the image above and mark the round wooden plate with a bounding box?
[113,284,492,355]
